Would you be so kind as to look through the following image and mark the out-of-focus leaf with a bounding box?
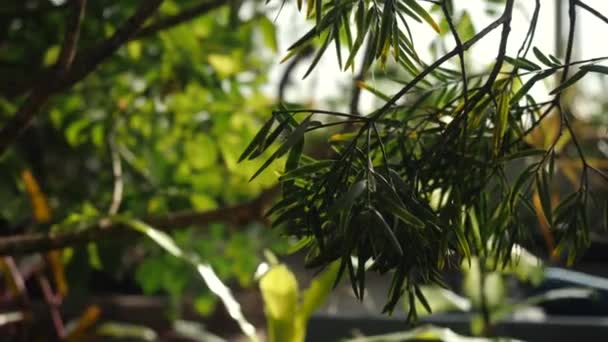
[344,324,522,341]
[122,219,258,341]
[497,244,544,285]
[47,250,69,296]
[97,321,158,341]
[405,286,471,316]
[127,41,142,60]
[457,11,476,41]
[64,305,102,342]
[172,320,226,342]
[43,45,60,66]
[462,258,505,309]
[300,261,340,320]
[0,312,24,326]
[208,54,241,78]
[21,169,52,223]
[492,288,594,322]
[260,264,302,342]
[259,16,278,52]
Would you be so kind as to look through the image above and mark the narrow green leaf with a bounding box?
[549,69,588,95]
[333,24,343,69]
[493,89,511,156]
[346,255,359,299]
[504,56,541,71]
[250,116,313,181]
[511,70,555,104]
[285,137,304,173]
[370,209,403,256]
[315,0,322,29]
[279,160,334,181]
[287,28,317,51]
[307,206,325,249]
[378,0,394,62]
[604,199,608,232]
[501,149,545,162]
[238,116,275,162]
[553,192,579,221]
[580,64,608,75]
[536,172,553,225]
[373,172,424,228]
[455,217,471,259]
[533,47,557,67]
[356,251,366,300]
[265,192,302,217]
[272,204,305,227]
[330,180,367,215]
[377,196,424,229]
[357,81,392,101]
[302,31,332,79]
[414,285,432,314]
[248,117,290,160]
[404,0,440,33]
[342,12,353,50]
[286,236,313,254]
[548,54,561,65]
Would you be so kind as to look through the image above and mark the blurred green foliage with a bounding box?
[0,0,288,318]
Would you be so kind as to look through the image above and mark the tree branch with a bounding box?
[0,0,229,101]
[0,0,164,156]
[0,188,278,256]
[0,3,68,17]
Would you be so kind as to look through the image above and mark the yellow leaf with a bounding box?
[47,250,69,296]
[65,305,102,342]
[21,169,52,223]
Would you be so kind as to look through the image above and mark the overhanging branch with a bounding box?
[0,0,165,155]
[0,188,278,256]
[1,0,229,100]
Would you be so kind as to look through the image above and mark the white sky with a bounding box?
[265,0,608,116]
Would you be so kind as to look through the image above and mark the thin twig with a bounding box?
[36,275,64,339]
[576,0,608,25]
[108,137,123,215]
[56,0,87,74]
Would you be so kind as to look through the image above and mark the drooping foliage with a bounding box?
[244,0,608,316]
